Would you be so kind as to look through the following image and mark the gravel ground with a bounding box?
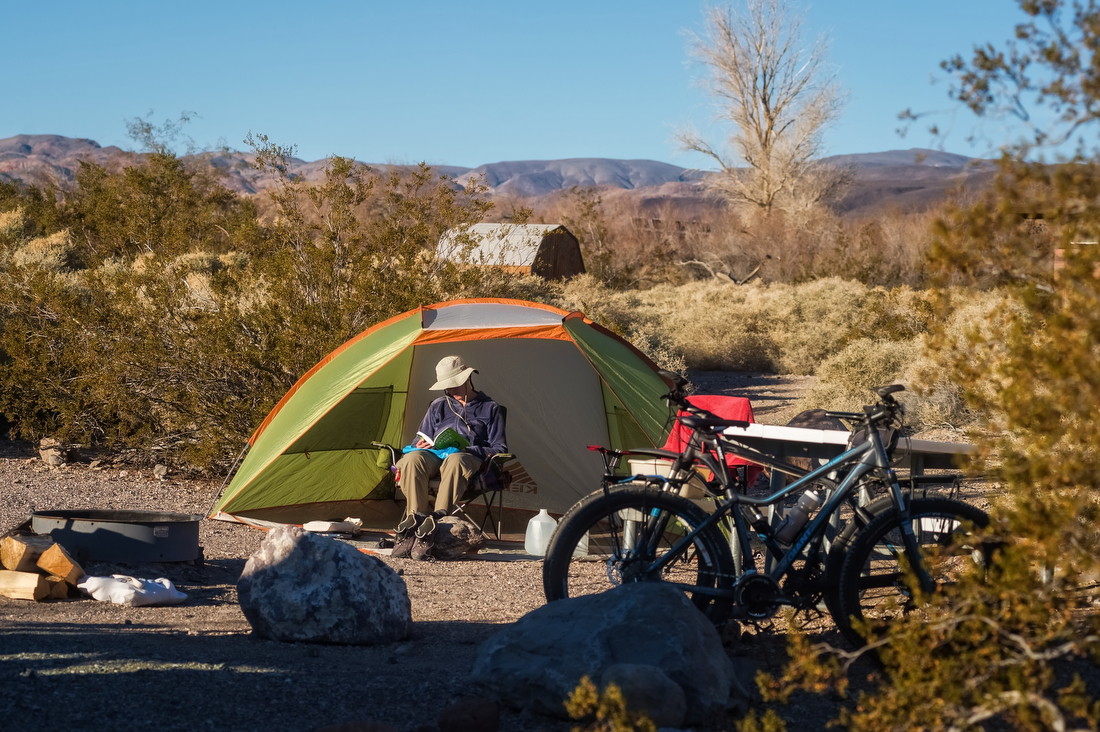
[0,371,993,732]
[0,438,577,732]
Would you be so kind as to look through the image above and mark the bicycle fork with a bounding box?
[885,468,936,594]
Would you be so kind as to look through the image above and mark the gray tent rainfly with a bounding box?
[437,223,586,280]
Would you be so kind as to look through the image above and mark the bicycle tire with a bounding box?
[542,485,738,625]
[834,497,990,648]
[820,494,896,616]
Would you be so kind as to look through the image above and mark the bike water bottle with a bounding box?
[773,489,822,544]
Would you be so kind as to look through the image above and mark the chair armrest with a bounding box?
[371,441,399,467]
[488,452,515,465]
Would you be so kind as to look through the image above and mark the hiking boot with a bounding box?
[395,514,417,534]
[431,509,448,521]
[416,515,436,539]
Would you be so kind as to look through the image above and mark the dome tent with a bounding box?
[209,299,672,533]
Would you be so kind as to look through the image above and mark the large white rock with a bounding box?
[237,526,411,644]
[470,583,748,724]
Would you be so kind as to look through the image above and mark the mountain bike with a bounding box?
[542,373,991,647]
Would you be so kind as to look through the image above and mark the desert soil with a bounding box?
[0,371,982,732]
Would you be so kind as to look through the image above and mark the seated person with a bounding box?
[395,355,507,519]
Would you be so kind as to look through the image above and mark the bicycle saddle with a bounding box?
[679,416,750,431]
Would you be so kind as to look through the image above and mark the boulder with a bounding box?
[432,516,486,560]
[314,724,396,732]
[237,526,411,644]
[602,663,687,728]
[437,697,499,732]
[470,583,748,724]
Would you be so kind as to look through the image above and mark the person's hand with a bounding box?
[414,438,431,448]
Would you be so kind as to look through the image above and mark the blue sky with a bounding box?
[4,0,1027,168]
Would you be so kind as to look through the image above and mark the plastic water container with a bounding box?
[525,509,557,556]
[573,530,589,557]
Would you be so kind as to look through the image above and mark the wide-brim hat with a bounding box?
[430,355,478,390]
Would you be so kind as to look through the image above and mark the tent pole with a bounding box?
[205,442,251,518]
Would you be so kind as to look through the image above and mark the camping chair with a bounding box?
[662,395,763,493]
[454,449,513,540]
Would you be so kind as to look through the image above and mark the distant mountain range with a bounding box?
[0,134,995,216]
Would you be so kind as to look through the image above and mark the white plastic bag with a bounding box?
[77,575,188,607]
[302,518,362,535]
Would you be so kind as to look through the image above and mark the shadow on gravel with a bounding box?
[0,619,553,732]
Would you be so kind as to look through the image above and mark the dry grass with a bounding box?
[551,277,1019,431]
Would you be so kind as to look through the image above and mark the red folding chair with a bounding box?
[662,395,763,490]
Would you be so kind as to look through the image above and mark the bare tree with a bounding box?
[679,0,848,217]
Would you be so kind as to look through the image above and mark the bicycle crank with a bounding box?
[734,570,783,619]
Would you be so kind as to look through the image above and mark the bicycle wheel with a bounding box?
[542,485,738,625]
[835,497,990,647]
[821,494,896,615]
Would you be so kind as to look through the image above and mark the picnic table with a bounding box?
[721,423,976,491]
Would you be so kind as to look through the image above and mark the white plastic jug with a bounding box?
[525,509,557,556]
[573,531,589,557]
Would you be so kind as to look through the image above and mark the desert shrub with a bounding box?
[532,187,682,289]
[565,676,656,732]
[0,207,24,244]
[795,338,921,413]
[0,143,546,470]
[795,287,1019,428]
[840,285,937,343]
[12,230,75,272]
[556,275,965,376]
[623,278,872,374]
[894,288,1025,429]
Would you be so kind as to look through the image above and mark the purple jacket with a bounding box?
[416,392,507,460]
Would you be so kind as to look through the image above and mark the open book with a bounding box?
[416,427,470,451]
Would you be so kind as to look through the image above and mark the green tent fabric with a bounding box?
[210,299,673,532]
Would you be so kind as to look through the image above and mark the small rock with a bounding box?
[119,470,128,477]
[89,459,102,468]
[432,516,486,559]
[153,463,168,479]
[438,697,500,732]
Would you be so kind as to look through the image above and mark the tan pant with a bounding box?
[395,450,483,516]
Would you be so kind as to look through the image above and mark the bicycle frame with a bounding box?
[625,422,929,602]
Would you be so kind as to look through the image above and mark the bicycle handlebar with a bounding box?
[659,370,905,431]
